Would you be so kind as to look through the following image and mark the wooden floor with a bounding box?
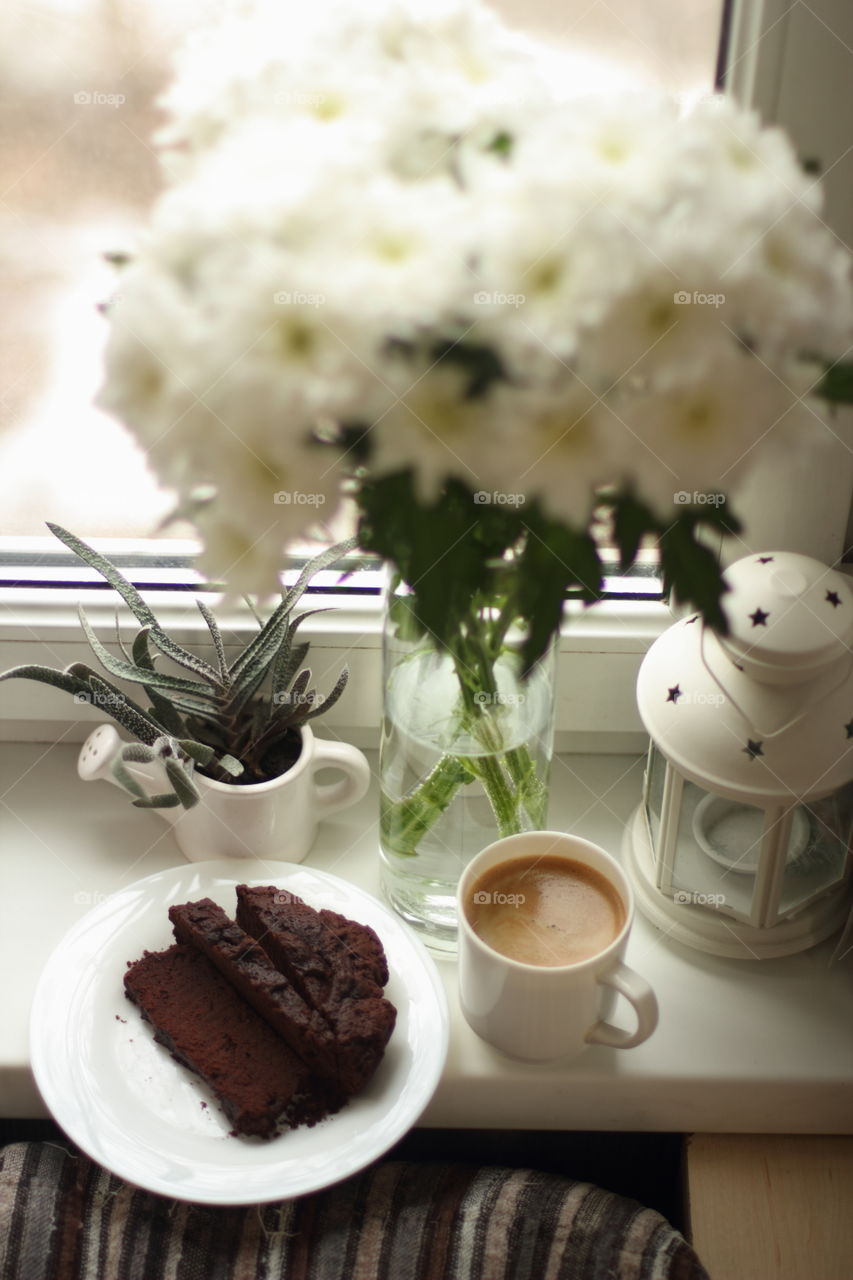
[687,1134,853,1280]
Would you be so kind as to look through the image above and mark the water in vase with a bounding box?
[379,646,554,952]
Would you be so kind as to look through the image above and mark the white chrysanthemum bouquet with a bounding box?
[99,0,853,667]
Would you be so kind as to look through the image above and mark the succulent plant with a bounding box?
[0,525,356,808]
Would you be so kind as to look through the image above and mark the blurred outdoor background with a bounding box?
[0,0,723,543]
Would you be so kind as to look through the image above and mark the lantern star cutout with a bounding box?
[749,608,770,627]
[757,556,774,564]
[666,685,683,704]
[743,739,764,760]
[826,590,842,608]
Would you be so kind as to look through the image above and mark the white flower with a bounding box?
[494,380,619,528]
[366,358,498,500]
[94,0,853,593]
[614,349,802,515]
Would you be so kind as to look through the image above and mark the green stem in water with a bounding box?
[381,589,551,856]
[380,753,476,855]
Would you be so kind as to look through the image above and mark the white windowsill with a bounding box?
[2,740,851,1132]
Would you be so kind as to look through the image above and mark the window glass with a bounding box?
[0,0,724,546]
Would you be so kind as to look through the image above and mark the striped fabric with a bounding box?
[0,1144,709,1280]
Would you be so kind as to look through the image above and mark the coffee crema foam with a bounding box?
[467,853,626,967]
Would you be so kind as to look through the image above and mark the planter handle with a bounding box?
[311,738,371,815]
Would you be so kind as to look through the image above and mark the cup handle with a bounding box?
[586,960,659,1050]
[311,739,371,815]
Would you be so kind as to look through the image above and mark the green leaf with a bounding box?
[175,739,216,766]
[145,629,223,686]
[610,491,658,574]
[48,522,162,629]
[77,606,219,703]
[271,640,310,707]
[815,359,853,406]
[116,743,157,765]
[427,338,509,399]
[111,760,153,803]
[658,518,730,634]
[229,539,355,684]
[46,523,223,687]
[196,598,228,679]
[164,758,201,808]
[486,130,513,158]
[114,613,133,665]
[131,791,183,809]
[215,753,244,777]
[0,664,89,697]
[304,666,350,721]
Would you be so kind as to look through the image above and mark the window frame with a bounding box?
[2,0,850,748]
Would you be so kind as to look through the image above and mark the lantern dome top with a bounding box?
[719,552,853,683]
[637,551,853,803]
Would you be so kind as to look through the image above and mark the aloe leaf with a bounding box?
[304,666,350,721]
[164,758,201,808]
[0,664,89,697]
[271,640,310,705]
[144,687,187,737]
[196,598,228,680]
[175,738,216,766]
[146,629,223,687]
[66,662,163,723]
[228,538,354,683]
[131,791,183,809]
[160,694,225,722]
[283,667,312,710]
[116,743,157,764]
[128,630,189,734]
[47,523,223,687]
[223,660,272,722]
[82,671,163,745]
[131,627,155,670]
[48,522,162,628]
[77,606,219,702]
[110,760,152,803]
[236,606,330,710]
[114,613,133,666]
[215,753,244,777]
[241,595,266,628]
[280,536,358,615]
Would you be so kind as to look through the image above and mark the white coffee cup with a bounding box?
[457,830,658,1061]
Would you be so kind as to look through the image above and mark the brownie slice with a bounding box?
[317,907,389,988]
[235,885,396,1095]
[168,899,340,1090]
[123,944,334,1138]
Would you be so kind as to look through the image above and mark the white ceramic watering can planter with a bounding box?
[78,723,371,862]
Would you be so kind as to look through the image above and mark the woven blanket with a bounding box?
[0,1144,708,1280]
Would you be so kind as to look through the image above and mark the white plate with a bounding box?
[30,860,449,1205]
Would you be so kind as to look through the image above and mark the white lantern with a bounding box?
[625,551,853,958]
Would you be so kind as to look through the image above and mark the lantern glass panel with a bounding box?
[670,781,757,921]
[777,783,853,917]
[643,741,667,847]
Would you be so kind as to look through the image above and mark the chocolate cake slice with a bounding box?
[317,907,389,988]
[168,898,340,1089]
[235,885,396,1095]
[123,944,334,1138]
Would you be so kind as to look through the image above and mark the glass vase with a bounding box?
[378,584,557,952]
